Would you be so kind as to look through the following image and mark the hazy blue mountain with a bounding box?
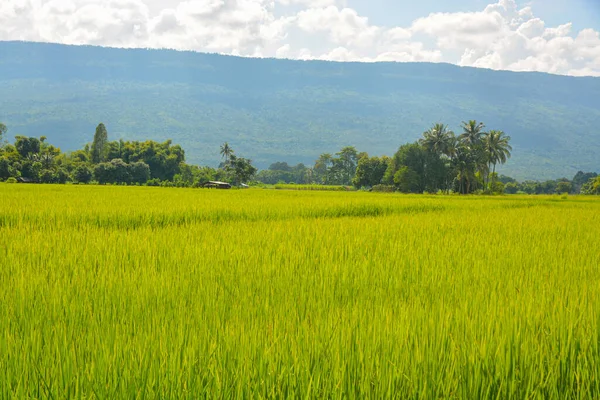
[1,41,599,180]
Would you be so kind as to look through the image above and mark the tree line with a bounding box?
[0,123,256,187]
[257,120,598,195]
[259,121,514,194]
[1,120,598,194]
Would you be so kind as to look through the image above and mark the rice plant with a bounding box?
[1,184,599,398]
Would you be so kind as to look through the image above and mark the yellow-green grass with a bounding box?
[1,184,600,398]
[272,184,356,191]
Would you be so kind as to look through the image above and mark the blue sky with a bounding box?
[0,0,599,76]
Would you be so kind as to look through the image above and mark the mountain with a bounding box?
[1,41,599,180]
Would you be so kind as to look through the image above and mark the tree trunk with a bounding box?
[492,163,497,192]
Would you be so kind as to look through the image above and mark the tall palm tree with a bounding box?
[420,123,455,157]
[452,144,477,194]
[459,120,487,190]
[220,142,234,165]
[459,120,486,148]
[484,130,512,190]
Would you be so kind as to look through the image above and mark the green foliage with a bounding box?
[504,181,519,194]
[581,176,600,195]
[93,158,151,185]
[311,147,360,186]
[5,177,16,183]
[39,169,54,184]
[14,136,41,158]
[556,180,573,194]
[129,161,151,184]
[572,171,598,193]
[352,155,389,188]
[393,166,421,193]
[0,158,9,180]
[91,123,109,164]
[370,184,396,193]
[385,143,447,193]
[0,122,6,145]
[72,165,93,184]
[220,142,234,164]
[332,146,359,185]
[104,139,185,181]
[257,163,309,185]
[225,155,257,185]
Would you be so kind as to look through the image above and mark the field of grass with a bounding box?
[272,184,356,191]
[1,184,600,398]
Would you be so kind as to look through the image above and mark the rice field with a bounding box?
[1,184,600,398]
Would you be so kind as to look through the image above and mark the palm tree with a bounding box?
[220,142,234,165]
[459,120,487,190]
[459,120,486,148]
[484,130,512,190]
[452,144,477,194]
[420,123,455,157]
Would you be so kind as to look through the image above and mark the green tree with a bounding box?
[15,136,41,158]
[220,142,234,165]
[353,155,389,188]
[72,165,93,184]
[556,180,572,194]
[0,123,7,146]
[484,130,512,191]
[504,182,519,194]
[0,157,9,180]
[110,139,184,181]
[420,123,455,157]
[269,162,292,172]
[93,159,132,184]
[335,146,359,185]
[313,153,334,184]
[572,171,597,194]
[581,176,600,195]
[452,144,477,194]
[227,155,257,185]
[459,120,486,148]
[393,166,420,193]
[384,143,446,193]
[91,123,109,164]
[53,168,69,184]
[39,169,55,184]
[129,161,151,184]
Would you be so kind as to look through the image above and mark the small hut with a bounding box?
[201,181,232,189]
[17,177,35,184]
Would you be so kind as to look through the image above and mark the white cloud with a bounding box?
[0,0,599,76]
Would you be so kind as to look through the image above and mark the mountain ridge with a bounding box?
[1,40,599,180]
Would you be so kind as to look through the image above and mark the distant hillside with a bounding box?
[1,41,599,180]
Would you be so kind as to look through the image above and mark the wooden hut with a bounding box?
[201,181,232,189]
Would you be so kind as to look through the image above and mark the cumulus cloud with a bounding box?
[0,0,598,76]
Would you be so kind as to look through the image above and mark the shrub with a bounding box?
[6,177,17,183]
[72,166,93,184]
[371,185,396,193]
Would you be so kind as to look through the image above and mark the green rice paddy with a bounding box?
[1,184,600,398]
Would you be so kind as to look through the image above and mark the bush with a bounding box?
[371,185,396,193]
[504,182,519,194]
[72,166,93,184]
[6,177,17,184]
[146,178,161,187]
[54,169,69,184]
[39,169,55,184]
